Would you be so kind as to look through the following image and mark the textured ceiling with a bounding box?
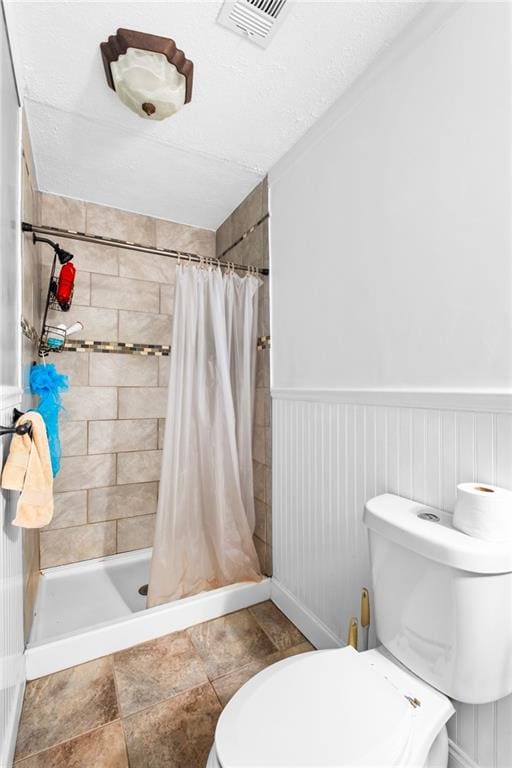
[6,0,424,229]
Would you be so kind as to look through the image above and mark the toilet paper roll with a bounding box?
[453,483,512,542]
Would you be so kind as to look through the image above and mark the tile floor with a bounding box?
[15,601,314,767]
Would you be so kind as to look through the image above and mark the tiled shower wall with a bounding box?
[216,179,271,574]
[37,193,215,568]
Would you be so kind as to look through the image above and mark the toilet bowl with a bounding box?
[207,645,453,768]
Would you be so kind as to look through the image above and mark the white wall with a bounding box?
[270,2,511,392]
[0,6,25,767]
[270,3,512,767]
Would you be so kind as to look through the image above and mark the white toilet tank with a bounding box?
[364,494,512,705]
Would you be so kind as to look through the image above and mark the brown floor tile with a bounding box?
[249,600,307,650]
[15,657,118,761]
[113,631,209,716]
[123,682,221,768]
[187,608,276,679]
[14,721,128,768]
[212,641,314,706]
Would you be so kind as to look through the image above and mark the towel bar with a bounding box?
[0,409,32,438]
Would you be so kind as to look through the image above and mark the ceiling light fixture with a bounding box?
[100,28,193,121]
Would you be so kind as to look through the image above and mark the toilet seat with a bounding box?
[214,646,430,768]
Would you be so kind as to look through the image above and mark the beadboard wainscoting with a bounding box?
[272,390,512,768]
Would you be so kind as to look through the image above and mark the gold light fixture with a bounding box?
[100,28,193,121]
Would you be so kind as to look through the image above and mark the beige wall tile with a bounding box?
[216,217,233,257]
[230,181,267,244]
[90,274,160,313]
[264,465,272,505]
[254,498,266,542]
[89,354,158,387]
[254,388,270,427]
[253,534,266,574]
[46,490,88,530]
[229,223,263,269]
[62,386,117,421]
[258,295,270,336]
[41,263,91,307]
[255,349,269,388]
[158,356,170,387]
[60,420,87,457]
[253,460,266,504]
[266,502,272,547]
[51,351,89,386]
[157,418,166,449]
[22,527,39,641]
[117,450,162,484]
[22,114,37,184]
[117,514,156,553]
[39,239,120,275]
[40,193,86,232]
[155,219,215,258]
[88,419,157,454]
[55,453,116,492]
[159,284,175,315]
[260,218,269,268]
[264,426,271,467]
[253,426,266,465]
[86,203,156,246]
[119,251,176,284]
[118,310,171,345]
[88,483,158,522]
[40,522,116,568]
[47,305,118,342]
[118,387,168,419]
[265,543,273,576]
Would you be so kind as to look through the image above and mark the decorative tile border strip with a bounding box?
[61,336,271,355]
[63,340,171,356]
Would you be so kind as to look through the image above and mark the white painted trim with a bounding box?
[0,678,24,768]
[270,579,342,651]
[448,739,481,768]
[271,388,512,413]
[25,578,271,679]
[269,3,462,186]
[0,386,23,411]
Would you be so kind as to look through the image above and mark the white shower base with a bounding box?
[26,547,270,680]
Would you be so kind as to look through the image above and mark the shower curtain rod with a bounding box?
[21,221,270,276]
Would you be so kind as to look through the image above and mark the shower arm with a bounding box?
[22,220,270,276]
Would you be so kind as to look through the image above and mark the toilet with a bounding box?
[207,493,512,767]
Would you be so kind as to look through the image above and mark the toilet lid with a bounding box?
[215,646,415,768]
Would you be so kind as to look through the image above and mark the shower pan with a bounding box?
[26,548,270,680]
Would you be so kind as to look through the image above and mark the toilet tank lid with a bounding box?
[364,494,512,574]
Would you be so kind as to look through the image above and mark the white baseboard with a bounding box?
[26,578,271,680]
[0,679,24,768]
[270,579,343,650]
[448,740,481,768]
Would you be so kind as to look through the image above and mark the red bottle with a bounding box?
[55,263,76,311]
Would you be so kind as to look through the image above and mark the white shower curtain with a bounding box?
[148,264,262,606]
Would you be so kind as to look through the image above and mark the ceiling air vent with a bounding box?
[217,0,289,48]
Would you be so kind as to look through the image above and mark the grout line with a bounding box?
[14,716,123,765]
